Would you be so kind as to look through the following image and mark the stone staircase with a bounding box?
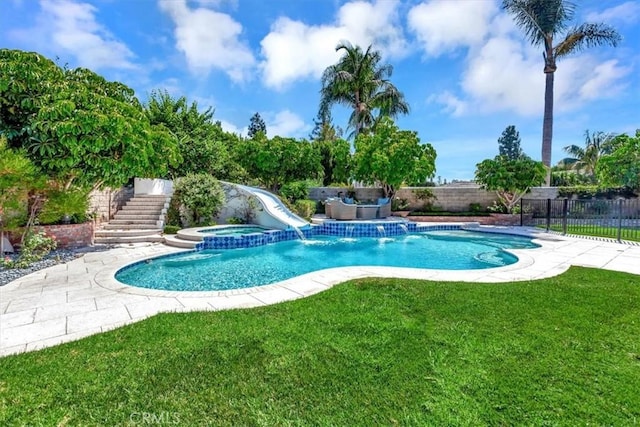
[94,195,170,244]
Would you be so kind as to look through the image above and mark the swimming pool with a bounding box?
[116,230,539,292]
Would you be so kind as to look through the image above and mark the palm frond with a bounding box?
[554,23,621,57]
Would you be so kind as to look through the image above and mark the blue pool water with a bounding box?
[115,230,539,292]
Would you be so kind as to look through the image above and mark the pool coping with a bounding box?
[1,225,639,356]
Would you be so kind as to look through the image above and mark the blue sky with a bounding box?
[2,0,638,181]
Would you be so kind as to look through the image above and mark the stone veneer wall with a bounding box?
[89,186,134,224]
[9,223,94,249]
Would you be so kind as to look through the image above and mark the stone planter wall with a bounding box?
[8,222,94,249]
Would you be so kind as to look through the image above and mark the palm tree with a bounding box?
[320,42,409,138]
[502,0,621,186]
[558,130,615,180]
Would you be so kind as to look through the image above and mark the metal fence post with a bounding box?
[617,199,623,242]
[546,199,551,232]
[520,198,523,226]
[562,199,568,235]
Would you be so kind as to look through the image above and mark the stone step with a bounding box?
[113,214,161,221]
[102,223,158,230]
[95,229,162,238]
[118,207,165,215]
[132,195,170,199]
[108,219,159,226]
[94,235,165,244]
[123,202,166,209]
[125,199,168,205]
[163,235,199,249]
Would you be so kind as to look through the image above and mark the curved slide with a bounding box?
[236,184,310,230]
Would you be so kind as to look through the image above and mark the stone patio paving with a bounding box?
[1,226,639,357]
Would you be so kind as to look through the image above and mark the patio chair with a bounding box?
[377,198,391,218]
[331,200,357,220]
[324,198,337,218]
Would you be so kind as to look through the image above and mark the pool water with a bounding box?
[116,230,539,292]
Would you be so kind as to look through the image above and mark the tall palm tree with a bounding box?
[502,0,621,186]
[320,42,409,138]
[558,130,615,180]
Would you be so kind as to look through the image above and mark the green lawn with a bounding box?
[1,267,639,425]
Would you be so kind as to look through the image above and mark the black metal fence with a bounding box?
[521,198,640,242]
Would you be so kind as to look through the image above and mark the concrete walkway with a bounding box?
[1,227,639,357]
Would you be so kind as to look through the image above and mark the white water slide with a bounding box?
[236,184,310,230]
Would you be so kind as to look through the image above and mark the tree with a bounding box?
[502,0,621,186]
[0,137,39,254]
[320,42,409,137]
[0,49,179,190]
[235,134,321,193]
[475,156,546,213]
[145,90,240,180]
[352,118,436,199]
[558,130,615,181]
[172,173,225,226]
[498,125,525,160]
[247,112,267,138]
[309,110,350,186]
[597,130,640,189]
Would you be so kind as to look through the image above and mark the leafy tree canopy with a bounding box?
[144,90,242,181]
[235,134,321,193]
[353,117,436,199]
[596,130,640,189]
[475,156,546,213]
[498,125,525,160]
[0,49,179,190]
[247,112,267,138]
[309,110,350,186]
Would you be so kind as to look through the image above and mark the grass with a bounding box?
[538,224,640,242]
[1,267,639,425]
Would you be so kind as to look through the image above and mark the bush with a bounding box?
[1,229,57,269]
[163,225,180,235]
[280,181,309,203]
[226,217,245,225]
[173,173,225,227]
[469,203,483,213]
[391,198,409,211]
[38,188,90,225]
[293,200,316,220]
[165,196,181,227]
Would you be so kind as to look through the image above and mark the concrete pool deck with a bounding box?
[1,226,639,357]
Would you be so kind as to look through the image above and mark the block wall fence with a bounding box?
[309,186,559,212]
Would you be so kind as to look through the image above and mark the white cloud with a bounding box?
[218,119,247,136]
[10,0,136,71]
[158,0,255,82]
[586,1,640,25]
[218,110,308,137]
[408,0,498,56]
[260,0,407,89]
[265,110,309,137]
[421,4,630,118]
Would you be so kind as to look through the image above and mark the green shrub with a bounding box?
[38,188,90,225]
[469,203,483,213]
[280,181,309,203]
[293,199,316,220]
[1,229,57,269]
[163,225,180,235]
[165,196,181,227]
[391,198,409,211]
[173,174,225,227]
[226,217,245,224]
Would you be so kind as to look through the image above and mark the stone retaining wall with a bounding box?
[9,222,94,249]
